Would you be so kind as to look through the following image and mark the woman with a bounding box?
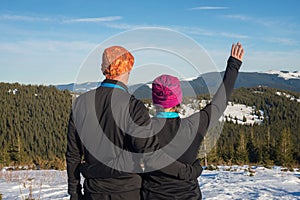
[141,42,244,199]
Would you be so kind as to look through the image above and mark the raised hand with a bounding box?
[231,42,244,62]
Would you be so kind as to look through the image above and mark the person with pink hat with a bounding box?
[141,42,244,199]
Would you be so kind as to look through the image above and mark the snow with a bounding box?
[275,91,300,102]
[263,70,300,80]
[161,100,264,125]
[0,170,69,200]
[146,83,152,89]
[181,76,198,81]
[179,104,199,118]
[1,167,299,199]
[74,87,88,91]
[223,102,264,125]
[8,89,18,95]
[200,166,300,200]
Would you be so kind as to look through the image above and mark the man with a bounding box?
[66,46,202,200]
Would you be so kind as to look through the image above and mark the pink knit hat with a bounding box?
[152,74,182,108]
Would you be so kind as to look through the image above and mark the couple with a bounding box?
[67,43,244,200]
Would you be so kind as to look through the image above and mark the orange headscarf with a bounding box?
[101,46,134,79]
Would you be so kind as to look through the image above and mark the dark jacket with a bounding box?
[141,56,242,199]
[66,79,202,198]
[66,79,149,197]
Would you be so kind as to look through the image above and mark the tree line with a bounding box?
[203,87,300,167]
[0,83,71,169]
[0,83,299,169]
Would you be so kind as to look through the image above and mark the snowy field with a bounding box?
[0,166,299,200]
[167,100,264,125]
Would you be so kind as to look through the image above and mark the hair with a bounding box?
[155,104,181,113]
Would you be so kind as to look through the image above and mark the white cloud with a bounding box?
[224,14,251,21]
[224,14,283,28]
[174,26,215,36]
[0,40,96,54]
[242,50,300,72]
[0,40,98,84]
[102,22,249,39]
[208,48,300,73]
[264,37,298,46]
[189,6,229,10]
[174,26,249,39]
[63,16,122,23]
[0,14,122,24]
[103,22,142,30]
[219,32,249,39]
[0,14,52,22]
[223,14,300,46]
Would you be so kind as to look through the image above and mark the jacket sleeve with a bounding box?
[79,161,124,179]
[127,98,202,180]
[191,56,242,136]
[80,97,202,180]
[66,111,83,196]
[79,98,160,179]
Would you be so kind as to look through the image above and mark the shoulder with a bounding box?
[72,89,96,110]
[75,89,96,101]
[181,110,210,130]
[182,112,200,126]
[129,94,147,109]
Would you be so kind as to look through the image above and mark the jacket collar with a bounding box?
[155,112,179,118]
[101,79,128,92]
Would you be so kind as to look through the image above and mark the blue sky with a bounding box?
[0,0,300,85]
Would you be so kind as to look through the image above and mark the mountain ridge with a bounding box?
[55,71,300,99]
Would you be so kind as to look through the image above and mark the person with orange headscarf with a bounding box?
[66,46,203,200]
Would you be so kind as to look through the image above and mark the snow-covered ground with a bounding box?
[200,166,300,200]
[148,100,264,125]
[7,89,18,95]
[223,102,264,125]
[0,170,69,200]
[1,166,299,200]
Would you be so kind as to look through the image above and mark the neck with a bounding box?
[112,73,129,85]
[156,107,178,113]
[163,108,176,112]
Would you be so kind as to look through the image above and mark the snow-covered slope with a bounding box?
[147,99,264,125]
[263,70,300,80]
[275,91,300,102]
[180,76,198,81]
[223,102,264,125]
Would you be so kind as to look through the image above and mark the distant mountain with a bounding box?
[263,70,300,80]
[56,70,300,99]
[55,82,98,94]
[234,70,300,92]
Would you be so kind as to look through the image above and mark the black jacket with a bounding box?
[141,56,242,199]
[66,79,202,198]
[78,56,241,199]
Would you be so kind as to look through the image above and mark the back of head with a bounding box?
[101,46,134,79]
[152,74,182,109]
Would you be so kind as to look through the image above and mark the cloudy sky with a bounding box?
[1,0,300,84]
